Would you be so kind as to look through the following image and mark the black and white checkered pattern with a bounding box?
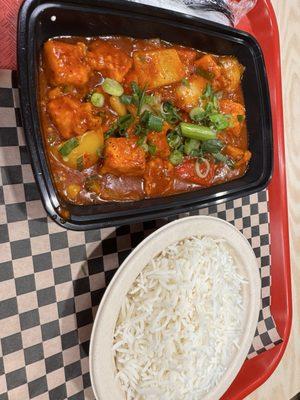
[0,69,282,399]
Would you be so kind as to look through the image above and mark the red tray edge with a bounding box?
[224,1,293,398]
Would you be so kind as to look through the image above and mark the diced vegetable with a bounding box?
[218,56,245,92]
[169,150,184,165]
[59,130,104,170]
[180,122,216,141]
[59,137,79,157]
[174,75,208,111]
[133,49,185,89]
[194,55,222,89]
[91,92,105,107]
[109,96,127,116]
[102,78,124,96]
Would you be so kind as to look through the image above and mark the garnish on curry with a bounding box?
[39,36,251,204]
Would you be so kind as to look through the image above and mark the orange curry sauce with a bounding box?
[38,36,251,204]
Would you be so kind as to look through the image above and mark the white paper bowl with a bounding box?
[89,216,260,400]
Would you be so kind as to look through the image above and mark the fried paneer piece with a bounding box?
[44,40,91,87]
[87,40,132,82]
[47,95,100,139]
[174,74,208,111]
[101,138,146,177]
[219,99,245,137]
[144,158,174,197]
[133,49,185,89]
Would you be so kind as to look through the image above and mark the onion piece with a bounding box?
[195,158,210,179]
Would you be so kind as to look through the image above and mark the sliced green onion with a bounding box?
[201,139,224,154]
[189,107,204,122]
[140,142,149,152]
[147,114,163,132]
[181,78,190,87]
[162,101,181,124]
[59,137,79,157]
[195,67,215,80]
[237,114,245,123]
[91,92,105,108]
[77,155,84,171]
[140,110,151,125]
[180,122,216,141]
[167,130,182,150]
[184,138,200,156]
[120,94,132,105]
[169,150,183,166]
[214,152,235,169]
[102,78,124,96]
[202,83,213,99]
[96,147,103,158]
[148,143,157,155]
[209,113,230,130]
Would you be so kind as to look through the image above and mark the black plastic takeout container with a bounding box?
[18,0,273,230]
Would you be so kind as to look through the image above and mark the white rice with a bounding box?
[113,235,246,400]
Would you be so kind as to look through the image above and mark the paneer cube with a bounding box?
[219,99,245,137]
[44,40,91,87]
[87,40,132,82]
[47,95,100,139]
[174,74,208,111]
[101,138,146,177]
[133,49,185,89]
[144,158,174,197]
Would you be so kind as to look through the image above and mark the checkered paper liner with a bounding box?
[0,69,282,399]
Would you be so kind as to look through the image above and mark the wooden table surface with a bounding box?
[246,1,300,399]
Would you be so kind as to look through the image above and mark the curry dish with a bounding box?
[39,36,251,204]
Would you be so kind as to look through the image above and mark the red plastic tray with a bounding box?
[222,1,292,399]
